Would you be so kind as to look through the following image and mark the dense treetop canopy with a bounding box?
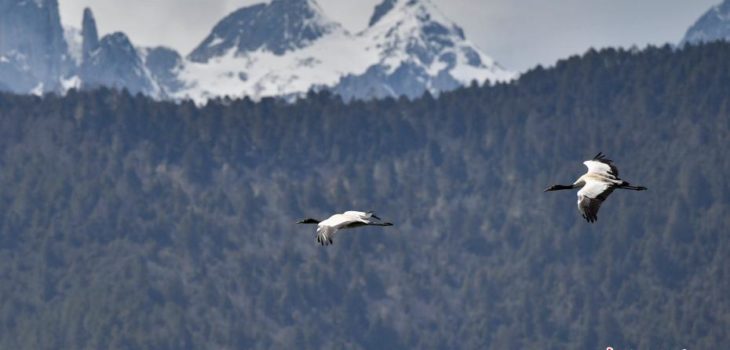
[0,42,728,349]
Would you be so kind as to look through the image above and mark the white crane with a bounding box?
[297,211,393,246]
[544,152,647,223]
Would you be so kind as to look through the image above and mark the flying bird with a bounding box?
[544,152,647,222]
[297,211,393,246]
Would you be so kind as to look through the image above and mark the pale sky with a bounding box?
[58,0,719,72]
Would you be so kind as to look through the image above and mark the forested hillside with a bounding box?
[0,42,728,349]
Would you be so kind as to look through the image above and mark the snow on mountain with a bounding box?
[365,0,509,82]
[179,34,374,102]
[177,0,368,101]
[682,0,730,45]
[175,0,513,102]
[64,26,82,66]
[1,0,513,102]
[333,0,513,100]
[188,0,343,62]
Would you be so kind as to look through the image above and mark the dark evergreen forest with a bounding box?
[0,42,728,349]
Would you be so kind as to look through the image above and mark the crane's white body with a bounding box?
[546,153,646,223]
[300,211,393,246]
[573,162,623,222]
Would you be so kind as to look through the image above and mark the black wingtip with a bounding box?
[582,214,597,223]
[593,152,603,160]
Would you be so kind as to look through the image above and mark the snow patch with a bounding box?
[61,75,81,92]
[30,83,44,96]
[176,29,378,103]
[207,36,225,48]
[64,26,83,65]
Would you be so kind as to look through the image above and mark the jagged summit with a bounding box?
[80,31,158,96]
[188,0,343,62]
[682,0,730,45]
[363,0,498,74]
[81,7,99,64]
[333,0,512,100]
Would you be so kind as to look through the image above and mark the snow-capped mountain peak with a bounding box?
[368,0,459,31]
[332,0,513,100]
[363,0,499,76]
[176,0,512,102]
[188,0,344,63]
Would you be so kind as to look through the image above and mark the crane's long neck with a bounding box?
[618,182,647,191]
[545,184,579,192]
[368,222,394,227]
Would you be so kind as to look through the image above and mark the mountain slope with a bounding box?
[74,8,159,96]
[0,43,728,349]
[682,0,730,45]
[79,32,159,95]
[143,46,185,96]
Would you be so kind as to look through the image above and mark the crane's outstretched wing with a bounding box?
[316,225,338,246]
[341,211,390,225]
[342,211,377,221]
[577,180,615,223]
[584,152,619,178]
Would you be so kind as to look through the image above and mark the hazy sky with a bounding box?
[58,0,718,72]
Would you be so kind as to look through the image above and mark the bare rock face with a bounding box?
[188,0,341,63]
[80,30,158,96]
[81,7,99,64]
[0,0,71,93]
[682,0,730,45]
